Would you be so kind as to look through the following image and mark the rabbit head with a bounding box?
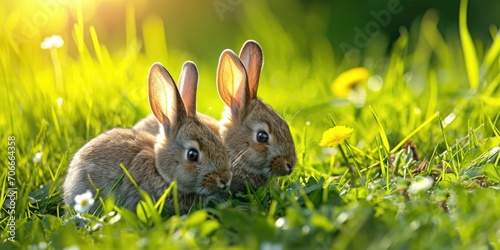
[217,41,297,189]
[149,62,232,196]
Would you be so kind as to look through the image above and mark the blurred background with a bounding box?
[2,1,500,247]
[1,0,499,139]
[3,0,499,57]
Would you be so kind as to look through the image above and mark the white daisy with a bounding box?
[40,35,64,50]
[56,97,64,108]
[33,152,43,163]
[74,190,95,214]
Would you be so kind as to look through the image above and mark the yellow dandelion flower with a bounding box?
[319,126,353,147]
[331,67,369,98]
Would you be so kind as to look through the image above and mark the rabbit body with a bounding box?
[63,62,231,213]
[132,114,160,136]
[64,128,166,211]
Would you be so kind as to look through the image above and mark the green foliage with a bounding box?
[1,0,500,249]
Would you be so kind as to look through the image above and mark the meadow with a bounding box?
[1,0,500,249]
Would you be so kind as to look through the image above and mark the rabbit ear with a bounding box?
[217,49,249,114]
[178,61,198,117]
[148,63,187,135]
[239,40,262,100]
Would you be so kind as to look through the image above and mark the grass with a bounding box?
[1,0,500,249]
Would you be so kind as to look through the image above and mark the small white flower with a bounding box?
[136,238,149,248]
[56,97,64,108]
[306,121,311,126]
[38,242,48,249]
[274,217,286,228]
[74,190,95,214]
[41,35,64,49]
[260,242,283,250]
[408,176,434,194]
[27,242,48,250]
[33,152,43,163]
[62,245,80,250]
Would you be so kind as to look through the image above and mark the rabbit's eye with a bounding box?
[187,149,199,161]
[256,131,269,143]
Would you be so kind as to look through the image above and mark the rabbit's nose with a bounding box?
[218,171,232,191]
[218,178,231,191]
[285,162,294,175]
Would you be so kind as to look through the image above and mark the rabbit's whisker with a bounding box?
[231,148,249,169]
[265,168,273,177]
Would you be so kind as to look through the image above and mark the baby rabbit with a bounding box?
[63,62,232,213]
[217,42,296,194]
[134,41,297,195]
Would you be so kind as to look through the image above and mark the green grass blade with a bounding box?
[369,106,390,152]
[486,114,500,139]
[482,71,500,97]
[119,164,139,189]
[154,181,175,212]
[425,70,438,119]
[483,30,500,69]
[374,134,389,192]
[390,112,439,154]
[126,4,137,49]
[90,26,104,65]
[459,0,479,88]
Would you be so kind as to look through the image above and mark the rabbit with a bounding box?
[63,61,232,214]
[217,42,297,194]
[133,40,297,195]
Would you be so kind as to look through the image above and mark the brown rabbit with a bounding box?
[134,41,297,194]
[217,43,296,194]
[63,62,232,213]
